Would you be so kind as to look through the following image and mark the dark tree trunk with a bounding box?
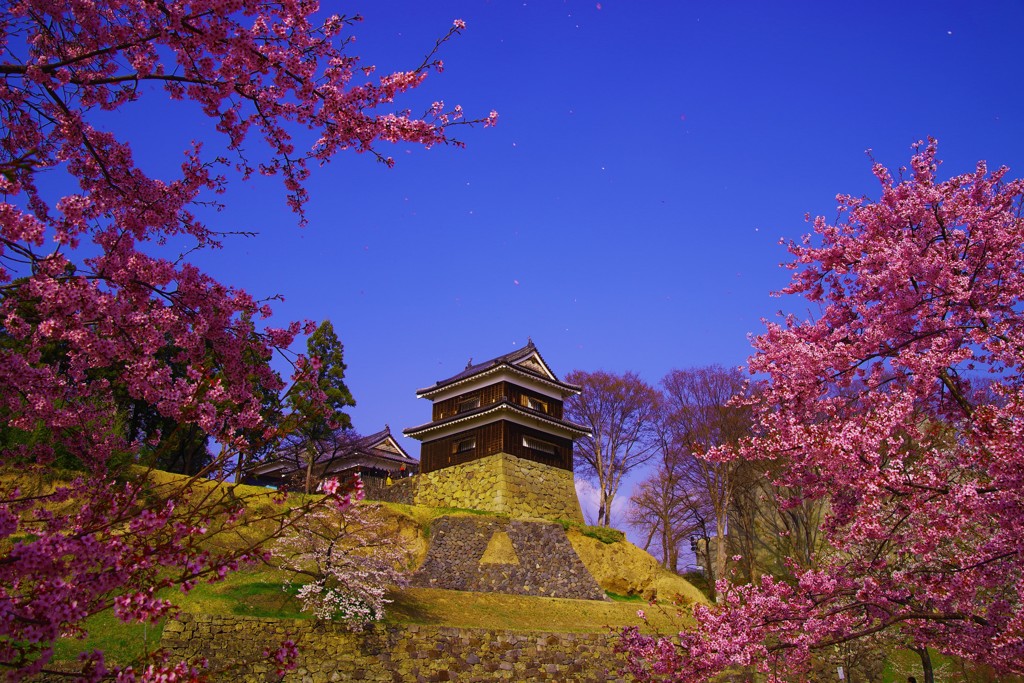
[913,646,934,683]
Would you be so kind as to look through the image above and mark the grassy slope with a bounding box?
[55,575,687,667]
[387,587,690,634]
[566,527,708,607]
[161,568,693,634]
[49,479,1017,681]
[53,488,699,667]
[157,499,703,635]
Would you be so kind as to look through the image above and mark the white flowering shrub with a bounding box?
[272,498,412,628]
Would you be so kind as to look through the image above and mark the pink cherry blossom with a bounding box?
[272,498,412,628]
[621,140,1024,679]
[0,2,491,678]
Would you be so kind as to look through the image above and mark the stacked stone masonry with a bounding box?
[374,452,584,523]
[411,516,606,601]
[160,614,630,682]
[374,476,416,505]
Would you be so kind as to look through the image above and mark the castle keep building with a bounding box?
[404,340,589,473]
[401,340,591,522]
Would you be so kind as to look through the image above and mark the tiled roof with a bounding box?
[302,425,413,463]
[248,424,416,476]
[347,426,393,456]
[416,340,581,396]
[403,399,591,440]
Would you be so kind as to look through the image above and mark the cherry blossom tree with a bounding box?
[619,140,1024,681]
[272,484,413,628]
[0,2,492,679]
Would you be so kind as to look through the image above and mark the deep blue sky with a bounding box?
[120,1,1024,524]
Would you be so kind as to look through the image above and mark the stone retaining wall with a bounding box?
[160,614,630,682]
[380,453,584,523]
[372,476,416,505]
[411,516,606,601]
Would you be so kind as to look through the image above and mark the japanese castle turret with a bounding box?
[402,340,590,522]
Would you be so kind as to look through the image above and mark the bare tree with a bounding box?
[565,370,661,527]
[628,410,700,571]
[729,457,828,581]
[661,365,749,597]
[629,467,689,570]
[725,459,762,583]
[276,428,363,493]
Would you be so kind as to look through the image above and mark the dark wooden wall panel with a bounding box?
[502,422,573,471]
[419,422,506,473]
[431,382,564,421]
[418,420,574,473]
[432,383,506,421]
[503,382,564,419]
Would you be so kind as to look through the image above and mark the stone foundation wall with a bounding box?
[160,614,629,682]
[407,452,584,523]
[372,476,416,505]
[411,516,606,601]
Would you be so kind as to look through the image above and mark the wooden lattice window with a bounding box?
[456,396,481,413]
[522,435,557,455]
[521,395,548,413]
[453,437,477,454]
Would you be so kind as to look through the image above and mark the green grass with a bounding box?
[52,568,1024,682]
[879,648,1023,683]
[555,518,625,544]
[167,567,307,619]
[54,570,683,668]
[52,568,307,668]
[379,500,507,522]
[226,581,303,618]
[377,501,510,541]
[47,494,662,671]
[605,591,644,602]
[682,570,713,601]
[385,587,684,633]
[53,611,162,667]
[581,526,625,544]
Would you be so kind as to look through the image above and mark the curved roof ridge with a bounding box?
[416,340,582,396]
[403,398,591,439]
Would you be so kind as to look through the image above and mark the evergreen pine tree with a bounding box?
[307,320,355,430]
[291,320,356,492]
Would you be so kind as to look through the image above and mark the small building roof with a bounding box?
[341,425,416,466]
[248,424,416,478]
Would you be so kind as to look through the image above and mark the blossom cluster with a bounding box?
[272,495,413,628]
[620,140,1024,678]
[0,1,490,678]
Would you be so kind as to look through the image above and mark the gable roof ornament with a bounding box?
[246,424,416,479]
[415,339,580,399]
